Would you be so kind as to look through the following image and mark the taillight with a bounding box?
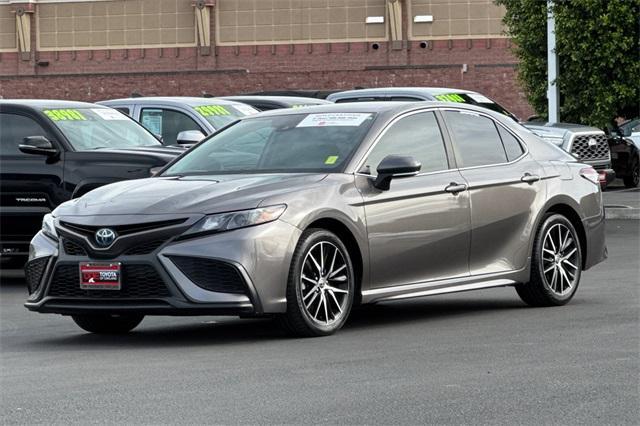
[579,167,600,185]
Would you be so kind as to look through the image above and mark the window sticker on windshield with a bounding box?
[296,113,372,127]
[466,93,493,104]
[43,109,86,121]
[91,108,128,120]
[325,155,339,165]
[233,104,258,116]
[194,105,231,117]
[434,94,466,103]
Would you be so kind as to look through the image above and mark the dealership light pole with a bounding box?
[547,0,559,123]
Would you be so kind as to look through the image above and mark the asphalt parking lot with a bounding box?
[1,220,638,425]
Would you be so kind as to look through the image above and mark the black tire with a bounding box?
[623,157,639,188]
[72,314,144,334]
[516,213,582,307]
[278,228,355,337]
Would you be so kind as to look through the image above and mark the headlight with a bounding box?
[42,213,58,241]
[182,205,287,238]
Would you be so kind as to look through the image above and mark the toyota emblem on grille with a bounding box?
[587,138,598,150]
[95,228,117,247]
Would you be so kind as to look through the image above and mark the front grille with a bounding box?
[123,240,166,256]
[25,256,49,294]
[169,256,247,294]
[48,264,170,298]
[571,133,610,162]
[60,218,187,238]
[63,239,87,256]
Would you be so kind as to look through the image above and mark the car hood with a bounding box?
[55,173,328,216]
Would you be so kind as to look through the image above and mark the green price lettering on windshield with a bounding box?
[43,109,87,121]
[434,94,466,103]
[195,105,231,117]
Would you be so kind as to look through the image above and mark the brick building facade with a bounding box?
[0,0,534,118]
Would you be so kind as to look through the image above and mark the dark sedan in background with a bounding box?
[25,102,606,336]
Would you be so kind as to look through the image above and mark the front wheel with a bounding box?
[72,314,144,334]
[279,229,355,337]
[516,214,582,306]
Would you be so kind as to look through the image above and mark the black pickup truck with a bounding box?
[0,100,183,270]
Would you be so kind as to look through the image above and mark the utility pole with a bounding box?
[547,0,559,123]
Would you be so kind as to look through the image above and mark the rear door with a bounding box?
[442,109,546,275]
[0,111,65,265]
[356,110,471,289]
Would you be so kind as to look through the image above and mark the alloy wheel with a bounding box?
[541,223,580,296]
[300,241,350,325]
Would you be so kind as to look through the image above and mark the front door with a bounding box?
[355,110,471,289]
[0,112,65,266]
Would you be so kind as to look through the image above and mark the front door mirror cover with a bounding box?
[373,155,422,190]
[18,136,58,157]
[176,130,206,145]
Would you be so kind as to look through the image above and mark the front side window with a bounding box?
[0,113,50,156]
[41,108,161,151]
[140,108,202,145]
[163,112,376,176]
[444,111,508,168]
[362,111,449,175]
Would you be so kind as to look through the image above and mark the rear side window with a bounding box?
[0,113,49,156]
[363,111,449,175]
[497,125,524,161]
[444,111,507,168]
[114,107,130,115]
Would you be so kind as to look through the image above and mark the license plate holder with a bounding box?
[79,262,121,290]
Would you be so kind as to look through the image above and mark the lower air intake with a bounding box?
[169,256,247,294]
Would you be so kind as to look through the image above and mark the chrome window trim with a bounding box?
[352,107,451,177]
[439,108,530,171]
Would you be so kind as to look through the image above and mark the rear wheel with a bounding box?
[623,157,639,188]
[279,229,354,337]
[516,214,582,306]
[72,314,144,334]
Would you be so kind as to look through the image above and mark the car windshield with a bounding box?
[42,107,161,151]
[432,93,520,122]
[163,112,376,175]
[192,103,259,129]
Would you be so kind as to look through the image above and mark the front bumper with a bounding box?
[25,219,301,316]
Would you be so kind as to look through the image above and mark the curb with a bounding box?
[605,207,640,220]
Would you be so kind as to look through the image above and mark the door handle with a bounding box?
[521,173,541,184]
[444,182,467,194]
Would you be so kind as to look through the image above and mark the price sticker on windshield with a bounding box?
[195,105,231,117]
[296,113,372,127]
[434,94,466,103]
[91,108,128,120]
[43,109,87,121]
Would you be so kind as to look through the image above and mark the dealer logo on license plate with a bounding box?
[79,262,121,290]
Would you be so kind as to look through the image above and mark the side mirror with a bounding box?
[373,155,421,190]
[176,130,205,145]
[18,136,58,157]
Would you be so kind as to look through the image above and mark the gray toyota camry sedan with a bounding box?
[25,102,607,336]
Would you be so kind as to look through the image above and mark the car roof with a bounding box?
[244,100,503,119]
[219,96,331,106]
[98,97,244,107]
[0,99,110,110]
[327,87,480,100]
